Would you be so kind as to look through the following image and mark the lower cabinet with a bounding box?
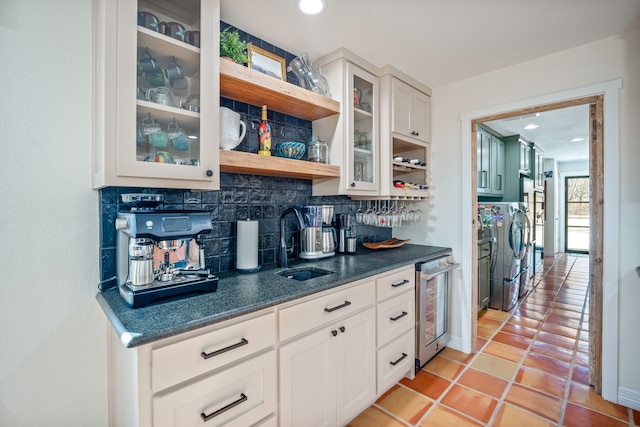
[279,307,376,427]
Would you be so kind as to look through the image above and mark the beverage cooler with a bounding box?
[415,254,458,371]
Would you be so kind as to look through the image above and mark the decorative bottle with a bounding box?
[258,105,271,156]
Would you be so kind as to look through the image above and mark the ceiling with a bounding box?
[220,0,640,162]
[482,105,590,162]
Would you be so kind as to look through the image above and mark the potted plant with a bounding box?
[220,27,248,64]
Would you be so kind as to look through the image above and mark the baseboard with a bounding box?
[447,335,462,352]
[618,386,640,411]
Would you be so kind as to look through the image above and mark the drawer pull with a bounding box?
[200,393,247,422]
[324,300,352,313]
[200,338,248,360]
[390,352,408,366]
[390,311,408,322]
[391,279,410,288]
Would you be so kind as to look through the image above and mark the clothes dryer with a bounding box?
[481,202,527,311]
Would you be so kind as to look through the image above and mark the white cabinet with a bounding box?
[313,49,380,196]
[279,280,376,427]
[108,311,277,426]
[477,126,505,196]
[378,69,431,199]
[374,266,415,393]
[93,0,220,190]
[390,78,431,143]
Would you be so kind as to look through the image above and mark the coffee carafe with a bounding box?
[336,213,357,254]
[298,205,336,259]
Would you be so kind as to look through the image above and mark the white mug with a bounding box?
[219,107,247,150]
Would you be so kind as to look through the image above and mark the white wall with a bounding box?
[423,29,640,406]
[0,0,107,425]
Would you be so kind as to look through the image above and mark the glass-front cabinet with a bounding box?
[93,0,219,190]
[348,64,378,192]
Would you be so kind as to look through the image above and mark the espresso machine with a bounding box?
[115,208,218,307]
[298,205,336,259]
[336,213,357,254]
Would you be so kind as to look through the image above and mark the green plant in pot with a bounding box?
[220,27,248,64]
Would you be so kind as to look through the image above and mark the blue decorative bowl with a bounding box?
[275,141,306,159]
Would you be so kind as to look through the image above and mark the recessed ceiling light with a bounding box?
[297,0,326,14]
[571,137,584,142]
[523,124,539,130]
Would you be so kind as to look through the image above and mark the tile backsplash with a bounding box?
[98,23,390,291]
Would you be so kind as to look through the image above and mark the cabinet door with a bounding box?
[279,327,335,427]
[519,141,531,174]
[477,131,491,193]
[412,90,431,143]
[491,136,505,195]
[391,78,412,137]
[335,308,376,426]
[347,62,379,192]
[113,0,219,189]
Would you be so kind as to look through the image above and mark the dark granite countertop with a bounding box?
[96,244,451,348]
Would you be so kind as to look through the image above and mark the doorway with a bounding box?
[565,175,590,253]
[470,95,605,393]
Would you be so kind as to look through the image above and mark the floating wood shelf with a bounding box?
[219,150,341,180]
[219,60,341,121]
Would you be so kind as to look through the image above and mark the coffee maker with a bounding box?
[115,208,218,307]
[336,213,357,254]
[298,205,336,259]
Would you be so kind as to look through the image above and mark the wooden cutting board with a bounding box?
[362,238,410,249]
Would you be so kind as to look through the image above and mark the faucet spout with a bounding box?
[279,207,305,268]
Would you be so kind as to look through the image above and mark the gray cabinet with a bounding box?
[477,127,505,196]
[478,239,492,311]
[531,144,544,189]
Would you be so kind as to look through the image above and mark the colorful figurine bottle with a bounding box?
[258,105,271,156]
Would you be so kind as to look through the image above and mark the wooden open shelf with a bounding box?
[220,60,341,121]
[219,150,341,180]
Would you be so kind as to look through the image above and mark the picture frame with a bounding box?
[247,44,287,81]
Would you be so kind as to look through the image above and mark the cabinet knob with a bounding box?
[350,182,356,187]
[339,326,346,333]
[331,330,338,337]
[205,169,213,177]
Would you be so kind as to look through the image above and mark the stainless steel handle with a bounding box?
[497,174,502,190]
[390,311,408,322]
[420,263,459,280]
[200,393,247,422]
[324,300,352,313]
[200,338,248,360]
[480,170,487,188]
[391,279,410,288]
[390,352,408,366]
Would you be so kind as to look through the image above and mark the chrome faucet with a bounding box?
[279,207,305,268]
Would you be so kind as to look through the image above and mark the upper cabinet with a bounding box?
[476,126,505,197]
[390,78,431,143]
[531,143,544,189]
[313,49,380,196]
[93,0,220,190]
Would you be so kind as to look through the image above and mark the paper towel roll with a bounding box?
[236,219,259,271]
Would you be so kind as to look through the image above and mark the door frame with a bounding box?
[460,79,621,402]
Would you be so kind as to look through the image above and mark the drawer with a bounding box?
[376,266,414,302]
[153,350,276,427]
[376,290,415,347]
[279,280,374,341]
[152,312,276,392]
[376,330,414,394]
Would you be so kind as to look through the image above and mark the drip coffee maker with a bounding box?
[115,194,217,307]
[298,205,336,259]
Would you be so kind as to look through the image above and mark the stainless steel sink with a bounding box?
[278,267,333,281]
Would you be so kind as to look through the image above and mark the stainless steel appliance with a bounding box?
[415,254,458,370]
[519,178,534,296]
[481,202,527,311]
[298,205,336,259]
[335,213,356,254]
[115,209,218,307]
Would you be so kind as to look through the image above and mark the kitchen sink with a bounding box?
[278,267,333,281]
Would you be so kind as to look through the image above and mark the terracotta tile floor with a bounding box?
[348,254,640,426]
